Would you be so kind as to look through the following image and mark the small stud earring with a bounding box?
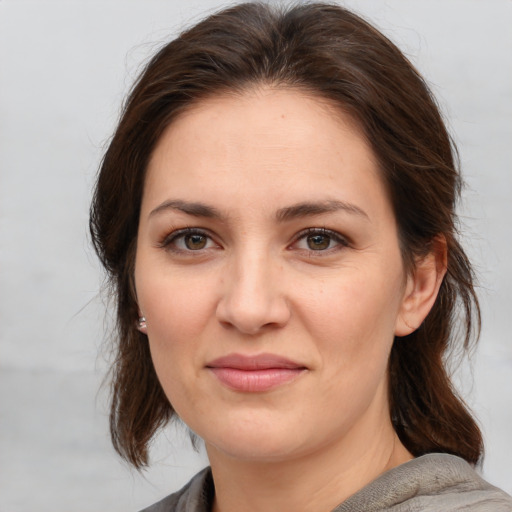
[137,316,147,333]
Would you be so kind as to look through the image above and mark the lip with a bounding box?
[206,353,307,392]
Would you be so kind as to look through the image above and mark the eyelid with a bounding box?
[158,227,219,252]
[290,227,349,253]
[157,226,349,255]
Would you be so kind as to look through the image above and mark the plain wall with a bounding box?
[0,1,511,510]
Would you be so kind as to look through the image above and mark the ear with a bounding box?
[395,236,447,337]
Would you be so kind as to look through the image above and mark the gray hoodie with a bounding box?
[141,453,512,511]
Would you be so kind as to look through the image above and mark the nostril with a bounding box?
[215,260,291,334]
[215,295,291,335]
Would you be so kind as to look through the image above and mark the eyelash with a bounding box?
[158,227,217,254]
[158,227,349,256]
[291,228,349,255]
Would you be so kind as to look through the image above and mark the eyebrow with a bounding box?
[275,200,369,222]
[149,199,225,219]
[149,198,369,222]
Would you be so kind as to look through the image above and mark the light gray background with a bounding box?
[0,1,511,510]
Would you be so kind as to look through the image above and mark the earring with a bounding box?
[137,316,147,333]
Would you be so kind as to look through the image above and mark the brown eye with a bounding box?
[185,233,208,250]
[292,228,348,254]
[307,234,331,250]
[161,228,217,253]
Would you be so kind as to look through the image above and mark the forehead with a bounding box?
[143,87,388,220]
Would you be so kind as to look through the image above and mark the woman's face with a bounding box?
[135,88,412,462]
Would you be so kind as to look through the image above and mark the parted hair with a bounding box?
[90,1,483,468]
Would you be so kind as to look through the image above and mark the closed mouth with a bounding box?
[206,353,307,392]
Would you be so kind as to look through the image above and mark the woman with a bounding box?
[89,2,512,511]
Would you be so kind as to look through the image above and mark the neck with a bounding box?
[207,415,412,512]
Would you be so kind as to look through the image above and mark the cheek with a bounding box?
[295,274,402,426]
[140,270,217,342]
[136,271,218,403]
[298,265,404,370]
[140,284,209,418]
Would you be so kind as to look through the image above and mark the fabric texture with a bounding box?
[140,453,512,512]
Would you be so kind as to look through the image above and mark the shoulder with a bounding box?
[335,453,512,512]
[139,467,213,512]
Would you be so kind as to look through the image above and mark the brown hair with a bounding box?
[90,2,482,468]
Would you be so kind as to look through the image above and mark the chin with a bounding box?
[207,435,303,463]
[199,415,328,464]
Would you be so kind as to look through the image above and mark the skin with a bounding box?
[134,88,445,512]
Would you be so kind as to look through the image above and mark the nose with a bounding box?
[215,253,291,335]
